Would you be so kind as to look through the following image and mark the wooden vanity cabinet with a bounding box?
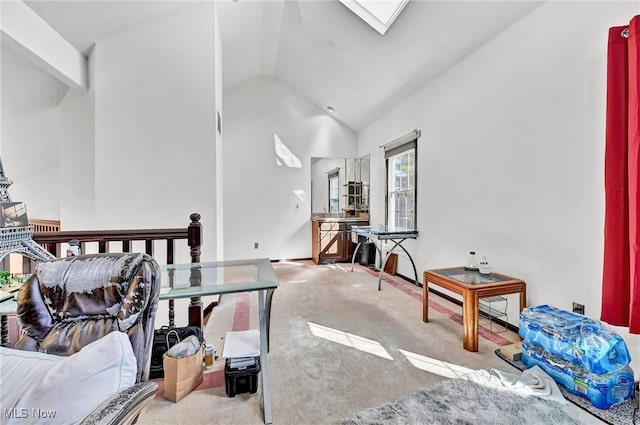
[311,219,368,264]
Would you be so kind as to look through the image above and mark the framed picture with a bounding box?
[0,202,28,228]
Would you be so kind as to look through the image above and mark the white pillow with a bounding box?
[0,331,137,425]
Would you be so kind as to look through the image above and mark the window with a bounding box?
[328,169,340,213]
[385,132,418,229]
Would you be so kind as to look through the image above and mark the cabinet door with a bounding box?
[319,222,342,262]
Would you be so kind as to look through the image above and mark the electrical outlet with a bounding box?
[254,242,259,249]
[572,302,585,315]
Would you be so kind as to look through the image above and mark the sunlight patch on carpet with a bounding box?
[325,263,350,272]
[399,348,475,379]
[308,322,393,360]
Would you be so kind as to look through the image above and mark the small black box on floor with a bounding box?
[224,356,261,397]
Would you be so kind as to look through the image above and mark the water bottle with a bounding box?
[479,256,491,274]
[464,251,479,271]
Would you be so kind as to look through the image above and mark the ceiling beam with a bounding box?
[0,1,88,90]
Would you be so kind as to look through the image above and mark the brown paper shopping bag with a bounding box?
[162,345,204,402]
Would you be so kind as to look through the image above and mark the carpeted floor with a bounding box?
[137,260,605,425]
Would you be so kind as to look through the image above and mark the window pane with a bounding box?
[329,176,340,213]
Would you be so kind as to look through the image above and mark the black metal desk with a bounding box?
[350,226,419,290]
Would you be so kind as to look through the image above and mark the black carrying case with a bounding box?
[149,325,204,380]
[224,357,261,397]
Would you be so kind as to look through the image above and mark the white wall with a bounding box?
[223,75,357,260]
[358,1,640,368]
[0,46,66,219]
[88,3,219,261]
[58,78,95,230]
[2,4,221,256]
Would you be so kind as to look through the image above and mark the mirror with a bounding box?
[311,155,370,217]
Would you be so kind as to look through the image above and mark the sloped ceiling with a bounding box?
[218,0,543,131]
[13,0,543,131]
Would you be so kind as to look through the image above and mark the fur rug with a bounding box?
[342,378,584,425]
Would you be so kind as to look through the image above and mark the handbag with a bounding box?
[150,325,204,379]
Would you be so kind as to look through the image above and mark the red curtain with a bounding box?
[602,16,640,334]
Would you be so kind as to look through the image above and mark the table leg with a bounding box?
[520,287,527,312]
[462,289,479,352]
[422,278,429,323]
[259,290,273,424]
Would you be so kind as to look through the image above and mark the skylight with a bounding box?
[339,0,409,35]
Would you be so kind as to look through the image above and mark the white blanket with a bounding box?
[462,365,568,405]
[0,331,137,425]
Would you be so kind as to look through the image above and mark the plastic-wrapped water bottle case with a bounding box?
[519,304,634,409]
[519,304,631,374]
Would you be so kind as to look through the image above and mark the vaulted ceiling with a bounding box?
[9,0,543,131]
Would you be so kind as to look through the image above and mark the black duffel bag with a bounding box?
[149,325,204,380]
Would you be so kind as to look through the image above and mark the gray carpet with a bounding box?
[342,377,583,425]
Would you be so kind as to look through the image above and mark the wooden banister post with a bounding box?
[188,213,201,263]
[187,213,203,329]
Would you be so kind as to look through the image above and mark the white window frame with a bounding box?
[385,138,417,229]
[328,170,340,213]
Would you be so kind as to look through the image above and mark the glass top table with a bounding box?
[351,225,419,240]
[435,267,515,285]
[423,266,526,352]
[350,225,419,290]
[160,258,278,424]
[159,258,278,299]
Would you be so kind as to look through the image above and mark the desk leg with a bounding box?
[520,286,527,312]
[462,289,479,352]
[259,290,273,425]
[394,241,419,287]
[377,257,388,291]
[350,241,363,272]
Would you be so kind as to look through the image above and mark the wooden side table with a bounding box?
[423,267,526,352]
